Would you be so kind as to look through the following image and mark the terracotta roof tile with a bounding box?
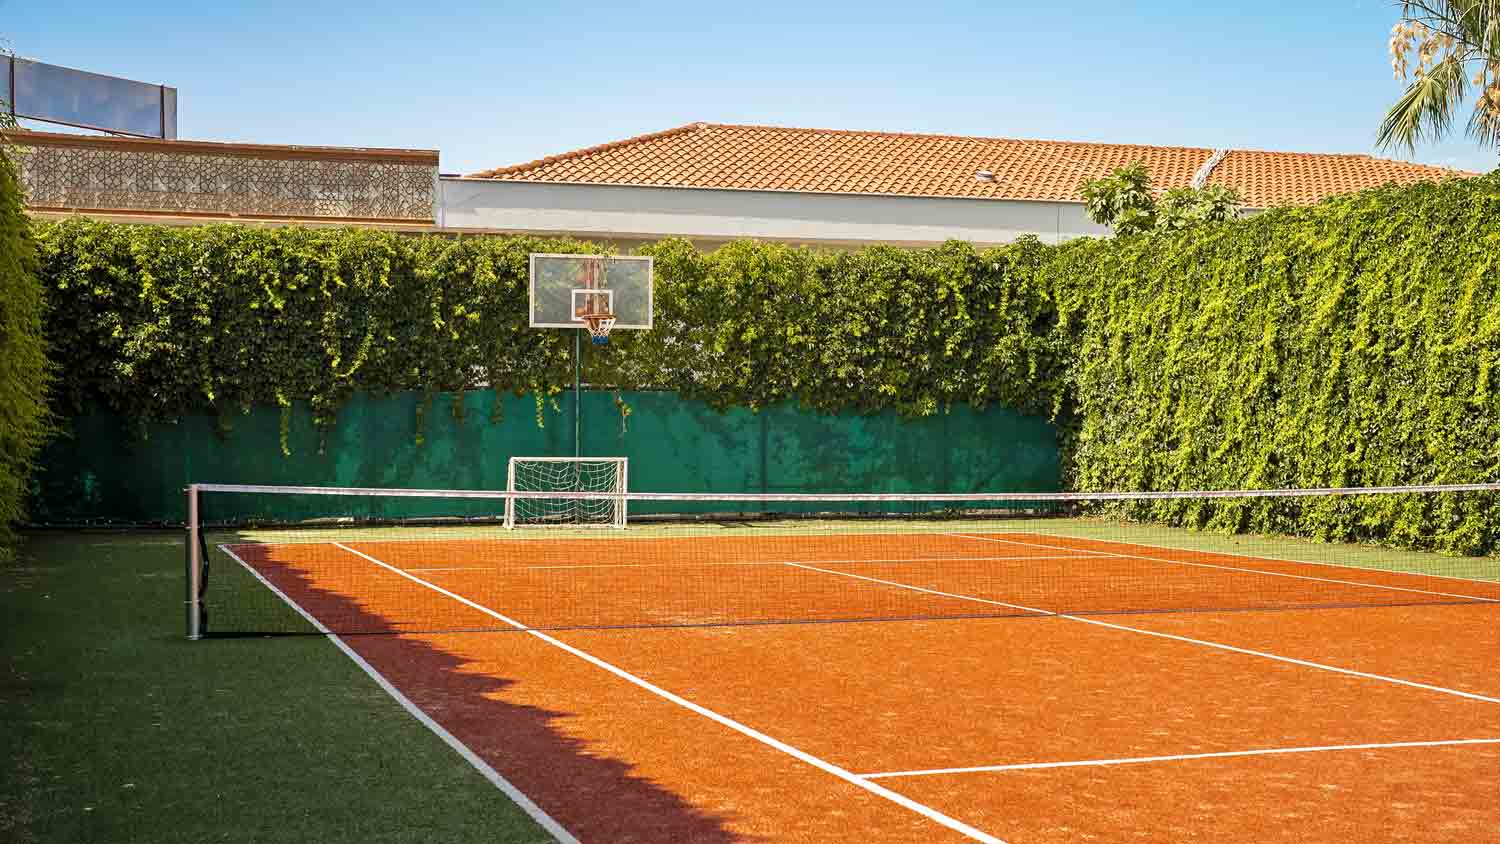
[468,122,1473,208]
[1204,148,1469,206]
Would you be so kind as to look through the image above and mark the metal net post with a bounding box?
[186,484,203,640]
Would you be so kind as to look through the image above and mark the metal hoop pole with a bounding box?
[574,328,582,459]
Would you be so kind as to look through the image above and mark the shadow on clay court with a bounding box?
[204,531,756,844]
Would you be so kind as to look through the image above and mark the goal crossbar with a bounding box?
[504,456,628,529]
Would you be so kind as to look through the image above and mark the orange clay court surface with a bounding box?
[222,532,1500,843]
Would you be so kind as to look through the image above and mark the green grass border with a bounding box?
[2,532,556,844]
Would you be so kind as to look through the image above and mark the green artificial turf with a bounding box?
[1,532,554,844]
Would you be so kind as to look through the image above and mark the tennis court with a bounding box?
[194,485,1500,843]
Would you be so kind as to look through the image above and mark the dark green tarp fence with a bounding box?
[27,389,1059,525]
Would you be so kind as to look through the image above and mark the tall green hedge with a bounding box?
[35,222,1067,441]
[1058,175,1500,553]
[0,147,50,558]
[39,224,586,441]
[617,237,1067,417]
[30,171,1500,553]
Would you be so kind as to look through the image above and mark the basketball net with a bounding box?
[578,256,615,344]
[582,312,616,344]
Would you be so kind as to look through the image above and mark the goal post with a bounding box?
[505,457,628,529]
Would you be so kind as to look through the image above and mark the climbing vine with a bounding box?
[35,222,1069,438]
[1057,174,1500,553]
[0,146,50,557]
[31,170,1500,552]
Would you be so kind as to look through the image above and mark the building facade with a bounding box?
[10,121,1473,247]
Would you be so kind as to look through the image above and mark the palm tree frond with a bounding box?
[1467,87,1500,146]
[1403,1,1500,51]
[1377,55,1471,152]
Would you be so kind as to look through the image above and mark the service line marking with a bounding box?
[407,567,493,572]
[945,534,1500,605]
[330,543,1008,844]
[783,562,1500,705]
[782,562,1052,616]
[858,737,1500,779]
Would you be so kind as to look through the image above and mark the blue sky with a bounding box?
[6,0,1498,175]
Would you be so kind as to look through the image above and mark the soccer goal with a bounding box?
[504,457,628,529]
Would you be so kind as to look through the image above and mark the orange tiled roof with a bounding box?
[468,122,1473,208]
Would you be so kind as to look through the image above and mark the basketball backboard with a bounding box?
[529,254,653,329]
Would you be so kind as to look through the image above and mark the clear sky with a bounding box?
[6,0,1498,175]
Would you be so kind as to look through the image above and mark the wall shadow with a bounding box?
[207,536,757,844]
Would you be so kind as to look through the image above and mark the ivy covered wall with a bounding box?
[0,147,50,558]
[1051,176,1500,552]
[30,171,1500,552]
[35,223,1066,439]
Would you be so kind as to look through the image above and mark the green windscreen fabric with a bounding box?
[27,389,1059,525]
[586,392,1059,516]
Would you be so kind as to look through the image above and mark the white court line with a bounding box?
[782,562,1500,705]
[330,542,1007,844]
[1015,532,1500,588]
[406,553,1100,574]
[858,737,1500,779]
[939,533,1119,556]
[218,533,1500,589]
[407,567,492,572]
[215,546,578,844]
[782,562,1054,616]
[1073,615,1500,703]
[946,533,1500,605]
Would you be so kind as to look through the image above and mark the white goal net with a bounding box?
[504,457,628,528]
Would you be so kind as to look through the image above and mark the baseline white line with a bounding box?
[858,737,1500,779]
[330,542,1007,844]
[995,532,1500,588]
[216,546,578,844]
[946,533,1500,604]
[940,533,1114,555]
[406,554,1098,573]
[216,533,1500,589]
[787,559,1500,705]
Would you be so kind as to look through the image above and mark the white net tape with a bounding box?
[504,457,627,528]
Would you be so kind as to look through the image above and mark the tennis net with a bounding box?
[186,483,1500,638]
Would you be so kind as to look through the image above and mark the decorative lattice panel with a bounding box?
[12,136,435,222]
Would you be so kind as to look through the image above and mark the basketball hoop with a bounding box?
[582,312,616,344]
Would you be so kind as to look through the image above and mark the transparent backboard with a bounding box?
[529,254,654,329]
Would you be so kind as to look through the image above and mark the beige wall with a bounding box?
[439,178,1110,248]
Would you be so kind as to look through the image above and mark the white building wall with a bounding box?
[439,178,1110,247]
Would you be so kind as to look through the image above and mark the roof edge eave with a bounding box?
[446,175,1101,206]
